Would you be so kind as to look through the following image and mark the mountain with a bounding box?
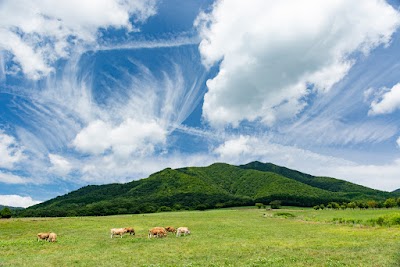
[392,189,400,196]
[0,205,24,210]
[239,161,391,199]
[20,162,395,217]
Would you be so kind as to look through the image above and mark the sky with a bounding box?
[1,0,400,208]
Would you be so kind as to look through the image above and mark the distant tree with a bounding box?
[384,198,397,208]
[367,200,378,209]
[270,200,282,209]
[347,202,357,209]
[158,206,172,212]
[0,207,12,219]
[319,204,325,210]
[326,203,332,209]
[397,197,400,208]
[330,202,340,210]
[357,202,367,209]
[255,203,263,209]
[313,205,320,210]
[377,201,384,209]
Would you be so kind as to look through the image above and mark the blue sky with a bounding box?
[1,0,400,207]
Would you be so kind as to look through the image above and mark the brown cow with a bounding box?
[148,227,167,238]
[37,232,50,241]
[165,226,176,233]
[125,227,135,235]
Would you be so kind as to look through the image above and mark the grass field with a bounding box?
[0,207,399,266]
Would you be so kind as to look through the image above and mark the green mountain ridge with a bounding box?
[21,161,395,217]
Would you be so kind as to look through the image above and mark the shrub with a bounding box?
[270,200,282,209]
[384,198,397,209]
[255,203,264,209]
[0,207,12,219]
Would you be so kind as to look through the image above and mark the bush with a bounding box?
[0,207,12,219]
[270,200,282,209]
[255,203,264,209]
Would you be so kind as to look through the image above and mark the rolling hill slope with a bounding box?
[21,162,395,217]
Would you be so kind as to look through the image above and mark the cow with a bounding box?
[48,232,57,242]
[165,226,176,233]
[125,227,135,235]
[37,232,50,241]
[148,227,167,238]
[176,227,191,237]
[110,228,127,238]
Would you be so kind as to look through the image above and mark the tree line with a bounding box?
[313,197,400,210]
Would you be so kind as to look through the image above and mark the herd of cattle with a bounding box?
[37,226,190,242]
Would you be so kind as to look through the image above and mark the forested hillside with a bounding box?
[20,162,395,217]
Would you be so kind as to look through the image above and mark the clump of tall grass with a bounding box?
[332,213,400,227]
[273,212,296,218]
[332,217,362,225]
[366,213,400,227]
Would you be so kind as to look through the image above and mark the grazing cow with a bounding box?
[37,232,50,241]
[176,227,191,237]
[148,227,167,238]
[165,226,176,233]
[48,232,57,242]
[110,228,127,238]
[125,227,135,235]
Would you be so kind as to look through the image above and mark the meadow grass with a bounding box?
[0,208,399,266]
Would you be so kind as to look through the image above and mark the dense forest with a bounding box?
[19,161,397,217]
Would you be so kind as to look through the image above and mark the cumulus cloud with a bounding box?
[369,83,400,115]
[0,0,157,79]
[48,154,72,176]
[72,119,166,157]
[0,195,41,208]
[0,131,25,169]
[196,0,400,127]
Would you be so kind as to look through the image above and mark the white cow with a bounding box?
[176,227,191,237]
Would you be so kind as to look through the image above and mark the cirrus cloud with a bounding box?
[0,0,157,79]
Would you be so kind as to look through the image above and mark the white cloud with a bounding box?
[369,83,400,115]
[0,195,41,208]
[0,0,157,79]
[196,0,400,127]
[0,131,25,169]
[397,137,400,148]
[213,135,400,191]
[73,119,166,157]
[48,154,72,176]
[0,171,33,184]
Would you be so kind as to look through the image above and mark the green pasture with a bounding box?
[0,208,399,266]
